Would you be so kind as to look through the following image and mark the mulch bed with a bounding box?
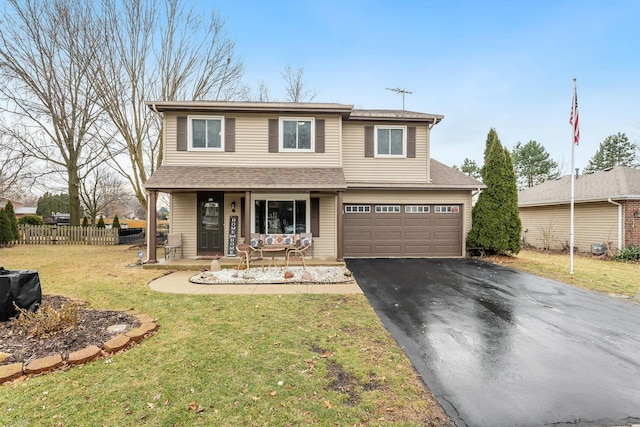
[0,295,141,366]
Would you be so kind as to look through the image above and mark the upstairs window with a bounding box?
[190,116,224,150]
[280,118,314,151]
[376,126,406,157]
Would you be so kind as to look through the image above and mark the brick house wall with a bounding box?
[624,200,640,247]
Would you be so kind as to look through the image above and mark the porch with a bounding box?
[142,254,345,271]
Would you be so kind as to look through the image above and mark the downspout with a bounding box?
[607,198,623,251]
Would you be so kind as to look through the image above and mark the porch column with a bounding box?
[146,190,158,263]
[244,191,251,241]
[336,191,344,262]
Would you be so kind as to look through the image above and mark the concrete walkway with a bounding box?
[149,271,363,295]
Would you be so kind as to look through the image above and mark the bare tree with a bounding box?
[0,131,36,199]
[93,0,244,211]
[281,65,317,102]
[79,167,129,225]
[0,0,107,225]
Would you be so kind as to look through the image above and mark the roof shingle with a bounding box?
[518,166,640,206]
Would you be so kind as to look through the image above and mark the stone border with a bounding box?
[0,309,159,385]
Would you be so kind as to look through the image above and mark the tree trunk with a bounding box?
[68,170,82,227]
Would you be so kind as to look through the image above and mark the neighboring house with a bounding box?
[0,198,37,218]
[518,166,640,253]
[14,207,37,217]
[143,101,484,262]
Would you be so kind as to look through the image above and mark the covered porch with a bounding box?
[143,165,347,264]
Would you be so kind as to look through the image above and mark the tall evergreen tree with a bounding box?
[82,216,89,227]
[454,158,482,180]
[512,140,560,189]
[112,214,121,229]
[3,201,20,240]
[467,129,522,255]
[0,209,11,246]
[583,132,638,174]
[96,216,106,228]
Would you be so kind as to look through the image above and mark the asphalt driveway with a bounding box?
[346,258,640,427]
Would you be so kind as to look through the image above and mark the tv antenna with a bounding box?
[385,87,413,110]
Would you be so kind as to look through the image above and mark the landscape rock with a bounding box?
[0,363,24,383]
[24,354,63,375]
[284,270,294,279]
[301,271,313,281]
[68,345,102,365]
[103,335,130,353]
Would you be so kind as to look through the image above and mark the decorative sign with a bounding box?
[227,215,238,256]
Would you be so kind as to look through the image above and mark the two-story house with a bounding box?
[142,101,483,263]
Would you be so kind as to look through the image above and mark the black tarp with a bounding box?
[0,267,42,321]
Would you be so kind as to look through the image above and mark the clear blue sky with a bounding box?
[210,0,640,172]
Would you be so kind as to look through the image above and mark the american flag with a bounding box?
[570,84,580,145]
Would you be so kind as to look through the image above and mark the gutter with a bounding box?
[607,198,623,251]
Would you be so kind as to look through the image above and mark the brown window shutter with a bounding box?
[364,126,374,157]
[225,118,235,152]
[407,126,416,158]
[177,116,187,151]
[311,197,320,237]
[268,119,279,153]
[315,119,325,153]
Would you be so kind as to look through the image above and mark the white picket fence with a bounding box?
[17,225,119,245]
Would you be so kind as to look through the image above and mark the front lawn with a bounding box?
[0,245,450,426]
[490,249,640,300]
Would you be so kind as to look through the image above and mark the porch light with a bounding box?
[231,201,236,212]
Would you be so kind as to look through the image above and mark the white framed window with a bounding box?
[375,205,400,213]
[375,126,406,157]
[280,117,314,151]
[345,205,371,213]
[435,205,460,214]
[189,116,224,151]
[405,205,430,213]
[252,193,310,234]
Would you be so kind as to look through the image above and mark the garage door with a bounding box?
[343,204,462,257]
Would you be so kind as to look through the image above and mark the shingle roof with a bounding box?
[429,159,485,188]
[518,166,640,206]
[349,109,444,124]
[143,160,483,193]
[143,166,347,192]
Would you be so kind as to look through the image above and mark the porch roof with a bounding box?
[144,166,347,192]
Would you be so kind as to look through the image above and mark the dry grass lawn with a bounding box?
[0,245,451,426]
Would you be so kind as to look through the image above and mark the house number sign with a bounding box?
[227,215,238,256]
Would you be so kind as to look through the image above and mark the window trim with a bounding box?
[279,117,315,152]
[345,205,371,214]
[374,125,406,158]
[435,205,460,214]
[188,115,225,151]
[375,205,401,213]
[405,205,430,213]
[251,193,311,234]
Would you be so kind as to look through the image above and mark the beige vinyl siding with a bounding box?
[342,122,430,183]
[520,202,620,252]
[169,193,197,258]
[223,193,244,256]
[164,112,342,167]
[343,189,473,255]
[315,195,337,259]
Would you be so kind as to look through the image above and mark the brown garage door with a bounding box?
[343,204,462,257]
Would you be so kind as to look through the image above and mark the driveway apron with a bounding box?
[346,258,640,427]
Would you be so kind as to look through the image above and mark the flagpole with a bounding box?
[569,78,577,275]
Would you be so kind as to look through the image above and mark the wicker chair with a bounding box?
[236,239,264,271]
[285,233,312,269]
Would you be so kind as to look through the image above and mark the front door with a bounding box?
[197,192,224,255]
